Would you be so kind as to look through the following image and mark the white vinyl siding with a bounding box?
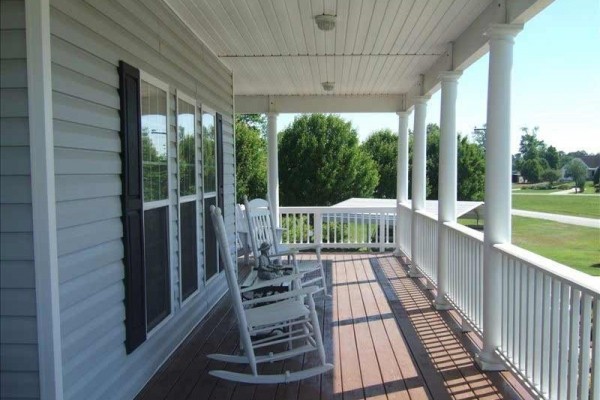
[48,0,235,399]
[0,1,40,399]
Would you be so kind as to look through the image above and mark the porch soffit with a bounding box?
[164,0,554,113]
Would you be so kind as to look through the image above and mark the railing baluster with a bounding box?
[533,269,543,387]
[568,289,581,399]
[527,266,534,377]
[541,274,551,396]
[558,284,570,400]
[578,294,592,400]
[591,297,599,400]
[550,280,561,399]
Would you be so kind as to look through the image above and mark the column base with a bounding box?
[407,268,422,278]
[426,280,435,290]
[460,317,472,332]
[433,297,452,311]
[475,351,506,371]
[393,248,403,257]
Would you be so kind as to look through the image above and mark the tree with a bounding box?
[519,126,546,161]
[361,129,397,198]
[237,114,267,135]
[471,126,486,149]
[279,114,379,206]
[457,135,485,201]
[541,169,560,186]
[235,116,267,202]
[544,145,559,169]
[593,167,600,186]
[425,124,441,199]
[520,158,544,183]
[566,158,588,193]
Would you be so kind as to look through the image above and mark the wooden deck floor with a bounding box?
[137,253,534,400]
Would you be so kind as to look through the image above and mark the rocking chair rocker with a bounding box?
[208,206,333,384]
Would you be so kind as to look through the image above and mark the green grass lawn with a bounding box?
[459,216,600,275]
[512,194,600,218]
[512,216,600,276]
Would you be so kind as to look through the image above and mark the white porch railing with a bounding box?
[412,210,438,283]
[396,202,412,257]
[445,221,484,333]
[278,204,599,399]
[279,206,396,251]
[496,244,599,400]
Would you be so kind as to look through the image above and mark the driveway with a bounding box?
[512,209,600,228]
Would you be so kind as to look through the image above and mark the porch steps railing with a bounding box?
[279,204,599,400]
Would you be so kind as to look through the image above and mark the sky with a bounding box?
[277,0,600,154]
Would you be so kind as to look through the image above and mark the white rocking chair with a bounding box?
[243,196,328,295]
[208,205,333,383]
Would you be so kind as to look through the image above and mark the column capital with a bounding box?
[413,96,430,105]
[266,112,279,118]
[438,70,462,82]
[485,23,524,42]
[396,111,411,117]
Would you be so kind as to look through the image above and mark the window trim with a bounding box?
[176,90,201,307]
[139,71,174,335]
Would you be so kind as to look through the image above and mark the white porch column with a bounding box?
[409,97,428,278]
[476,23,523,371]
[267,112,280,226]
[434,71,462,310]
[394,111,410,256]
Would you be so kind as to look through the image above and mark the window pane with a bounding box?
[204,197,218,280]
[180,201,198,299]
[178,99,196,196]
[141,81,168,202]
[202,112,216,193]
[144,206,170,330]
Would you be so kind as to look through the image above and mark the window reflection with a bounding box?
[178,99,196,196]
[141,81,168,202]
[202,112,216,194]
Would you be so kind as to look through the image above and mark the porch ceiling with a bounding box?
[165,0,553,112]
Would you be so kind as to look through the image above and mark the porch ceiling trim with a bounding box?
[405,0,554,109]
[235,94,406,114]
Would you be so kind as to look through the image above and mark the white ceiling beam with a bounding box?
[406,0,554,109]
[235,94,406,114]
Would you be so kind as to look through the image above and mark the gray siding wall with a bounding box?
[0,1,41,399]
[48,0,235,398]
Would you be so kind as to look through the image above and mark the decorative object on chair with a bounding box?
[243,196,328,295]
[207,205,333,383]
[256,242,292,280]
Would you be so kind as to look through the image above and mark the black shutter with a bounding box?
[216,113,224,212]
[119,61,146,353]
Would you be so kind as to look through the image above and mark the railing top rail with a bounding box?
[494,243,600,296]
[414,209,438,221]
[280,206,397,213]
[444,221,484,242]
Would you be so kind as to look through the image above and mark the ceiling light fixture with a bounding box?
[322,81,335,91]
[315,14,336,31]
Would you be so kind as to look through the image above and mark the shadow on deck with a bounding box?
[137,253,535,400]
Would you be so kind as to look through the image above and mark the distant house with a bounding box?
[580,154,600,179]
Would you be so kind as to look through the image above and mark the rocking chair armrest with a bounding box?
[242,286,320,306]
[267,248,299,257]
[239,272,305,293]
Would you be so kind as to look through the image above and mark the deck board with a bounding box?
[137,253,536,400]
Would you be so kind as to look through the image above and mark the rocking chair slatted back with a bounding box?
[243,197,280,266]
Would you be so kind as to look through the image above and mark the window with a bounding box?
[177,94,199,301]
[202,111,218,280]
[141,75,171,332]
